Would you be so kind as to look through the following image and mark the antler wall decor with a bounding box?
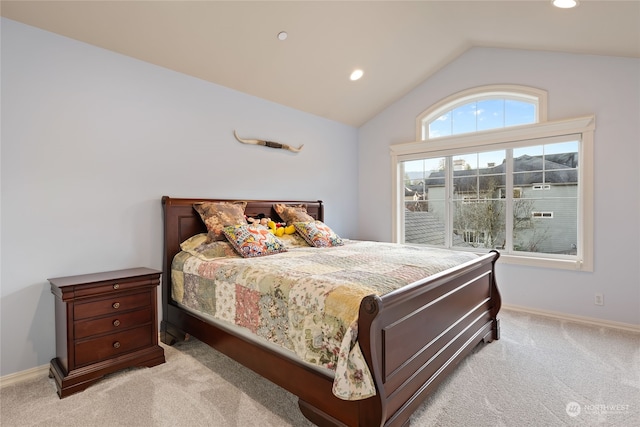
[233,130,304,153]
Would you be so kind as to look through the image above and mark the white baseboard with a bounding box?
[0,364,50,388]
[502,304,640,333]
[2,333,165,387]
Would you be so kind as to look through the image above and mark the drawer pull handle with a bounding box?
[113,319,121,327]
[112,302,120,309]
[113,341,121,349]
[113,283,119,290]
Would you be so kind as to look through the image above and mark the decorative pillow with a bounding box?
[193,201,247,242]
[294,221,344,247]
[223,224,287,258]
[278,232,311,248]
[180,233,239,260]
[273,203,315,225]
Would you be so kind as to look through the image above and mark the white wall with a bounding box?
[358,47,640,327]
[0,19,358,376]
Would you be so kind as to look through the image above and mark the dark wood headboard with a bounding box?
[161,196,324,315]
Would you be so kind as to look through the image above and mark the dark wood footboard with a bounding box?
[357,250,500,426]
[161,196,501,427]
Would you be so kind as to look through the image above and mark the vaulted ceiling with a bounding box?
[3,1,639,127]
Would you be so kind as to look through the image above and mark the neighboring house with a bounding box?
[405,153,578,254]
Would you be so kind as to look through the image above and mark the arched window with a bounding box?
[391,85,593,271]
[416,85,547,140]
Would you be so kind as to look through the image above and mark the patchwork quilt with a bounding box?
[171,240,478,400]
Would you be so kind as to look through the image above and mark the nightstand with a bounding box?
[48,267,165,398]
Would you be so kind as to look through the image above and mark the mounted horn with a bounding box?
[233,130,303,153]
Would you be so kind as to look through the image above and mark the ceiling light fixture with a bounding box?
[552,0,578,8]
[350,69,364,81]
[277,31,288,41]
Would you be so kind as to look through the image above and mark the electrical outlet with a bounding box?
[594,293,604,306]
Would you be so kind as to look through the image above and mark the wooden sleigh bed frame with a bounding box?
[161,196,501,427]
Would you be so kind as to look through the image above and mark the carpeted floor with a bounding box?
[1,309,638,426]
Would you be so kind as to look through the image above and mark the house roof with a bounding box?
[404,210,468,247]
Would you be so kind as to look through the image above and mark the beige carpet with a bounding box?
[1,310,638,426]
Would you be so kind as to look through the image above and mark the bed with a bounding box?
[161,196,501,427]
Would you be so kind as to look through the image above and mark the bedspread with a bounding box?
[171,240,478,400]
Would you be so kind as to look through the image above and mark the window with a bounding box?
[416,84,544,140]
[392,85,594,271]
[532,212,554,218]
[532,184,551,190]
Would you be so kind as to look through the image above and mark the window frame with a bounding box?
[391,114,595,271]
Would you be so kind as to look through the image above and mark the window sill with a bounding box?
[494,252,590,272]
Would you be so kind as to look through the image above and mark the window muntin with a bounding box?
[395,86,593,271]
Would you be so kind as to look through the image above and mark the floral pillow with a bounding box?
[273,203,315,225]
[294,221,344,247]
[193,201,247,242]
[180,233,239,260]
[223,224,287,258]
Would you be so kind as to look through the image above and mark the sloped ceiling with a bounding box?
[2,0,639,127]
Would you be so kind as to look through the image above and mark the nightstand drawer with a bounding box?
[75,324,153,367]
[73,278,156,298]
[74,308,152,339]
[74,291,151,320]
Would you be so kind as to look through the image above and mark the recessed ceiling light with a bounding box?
[277,31,288,41]
[350,69,364,81]
[552,0,578,8]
